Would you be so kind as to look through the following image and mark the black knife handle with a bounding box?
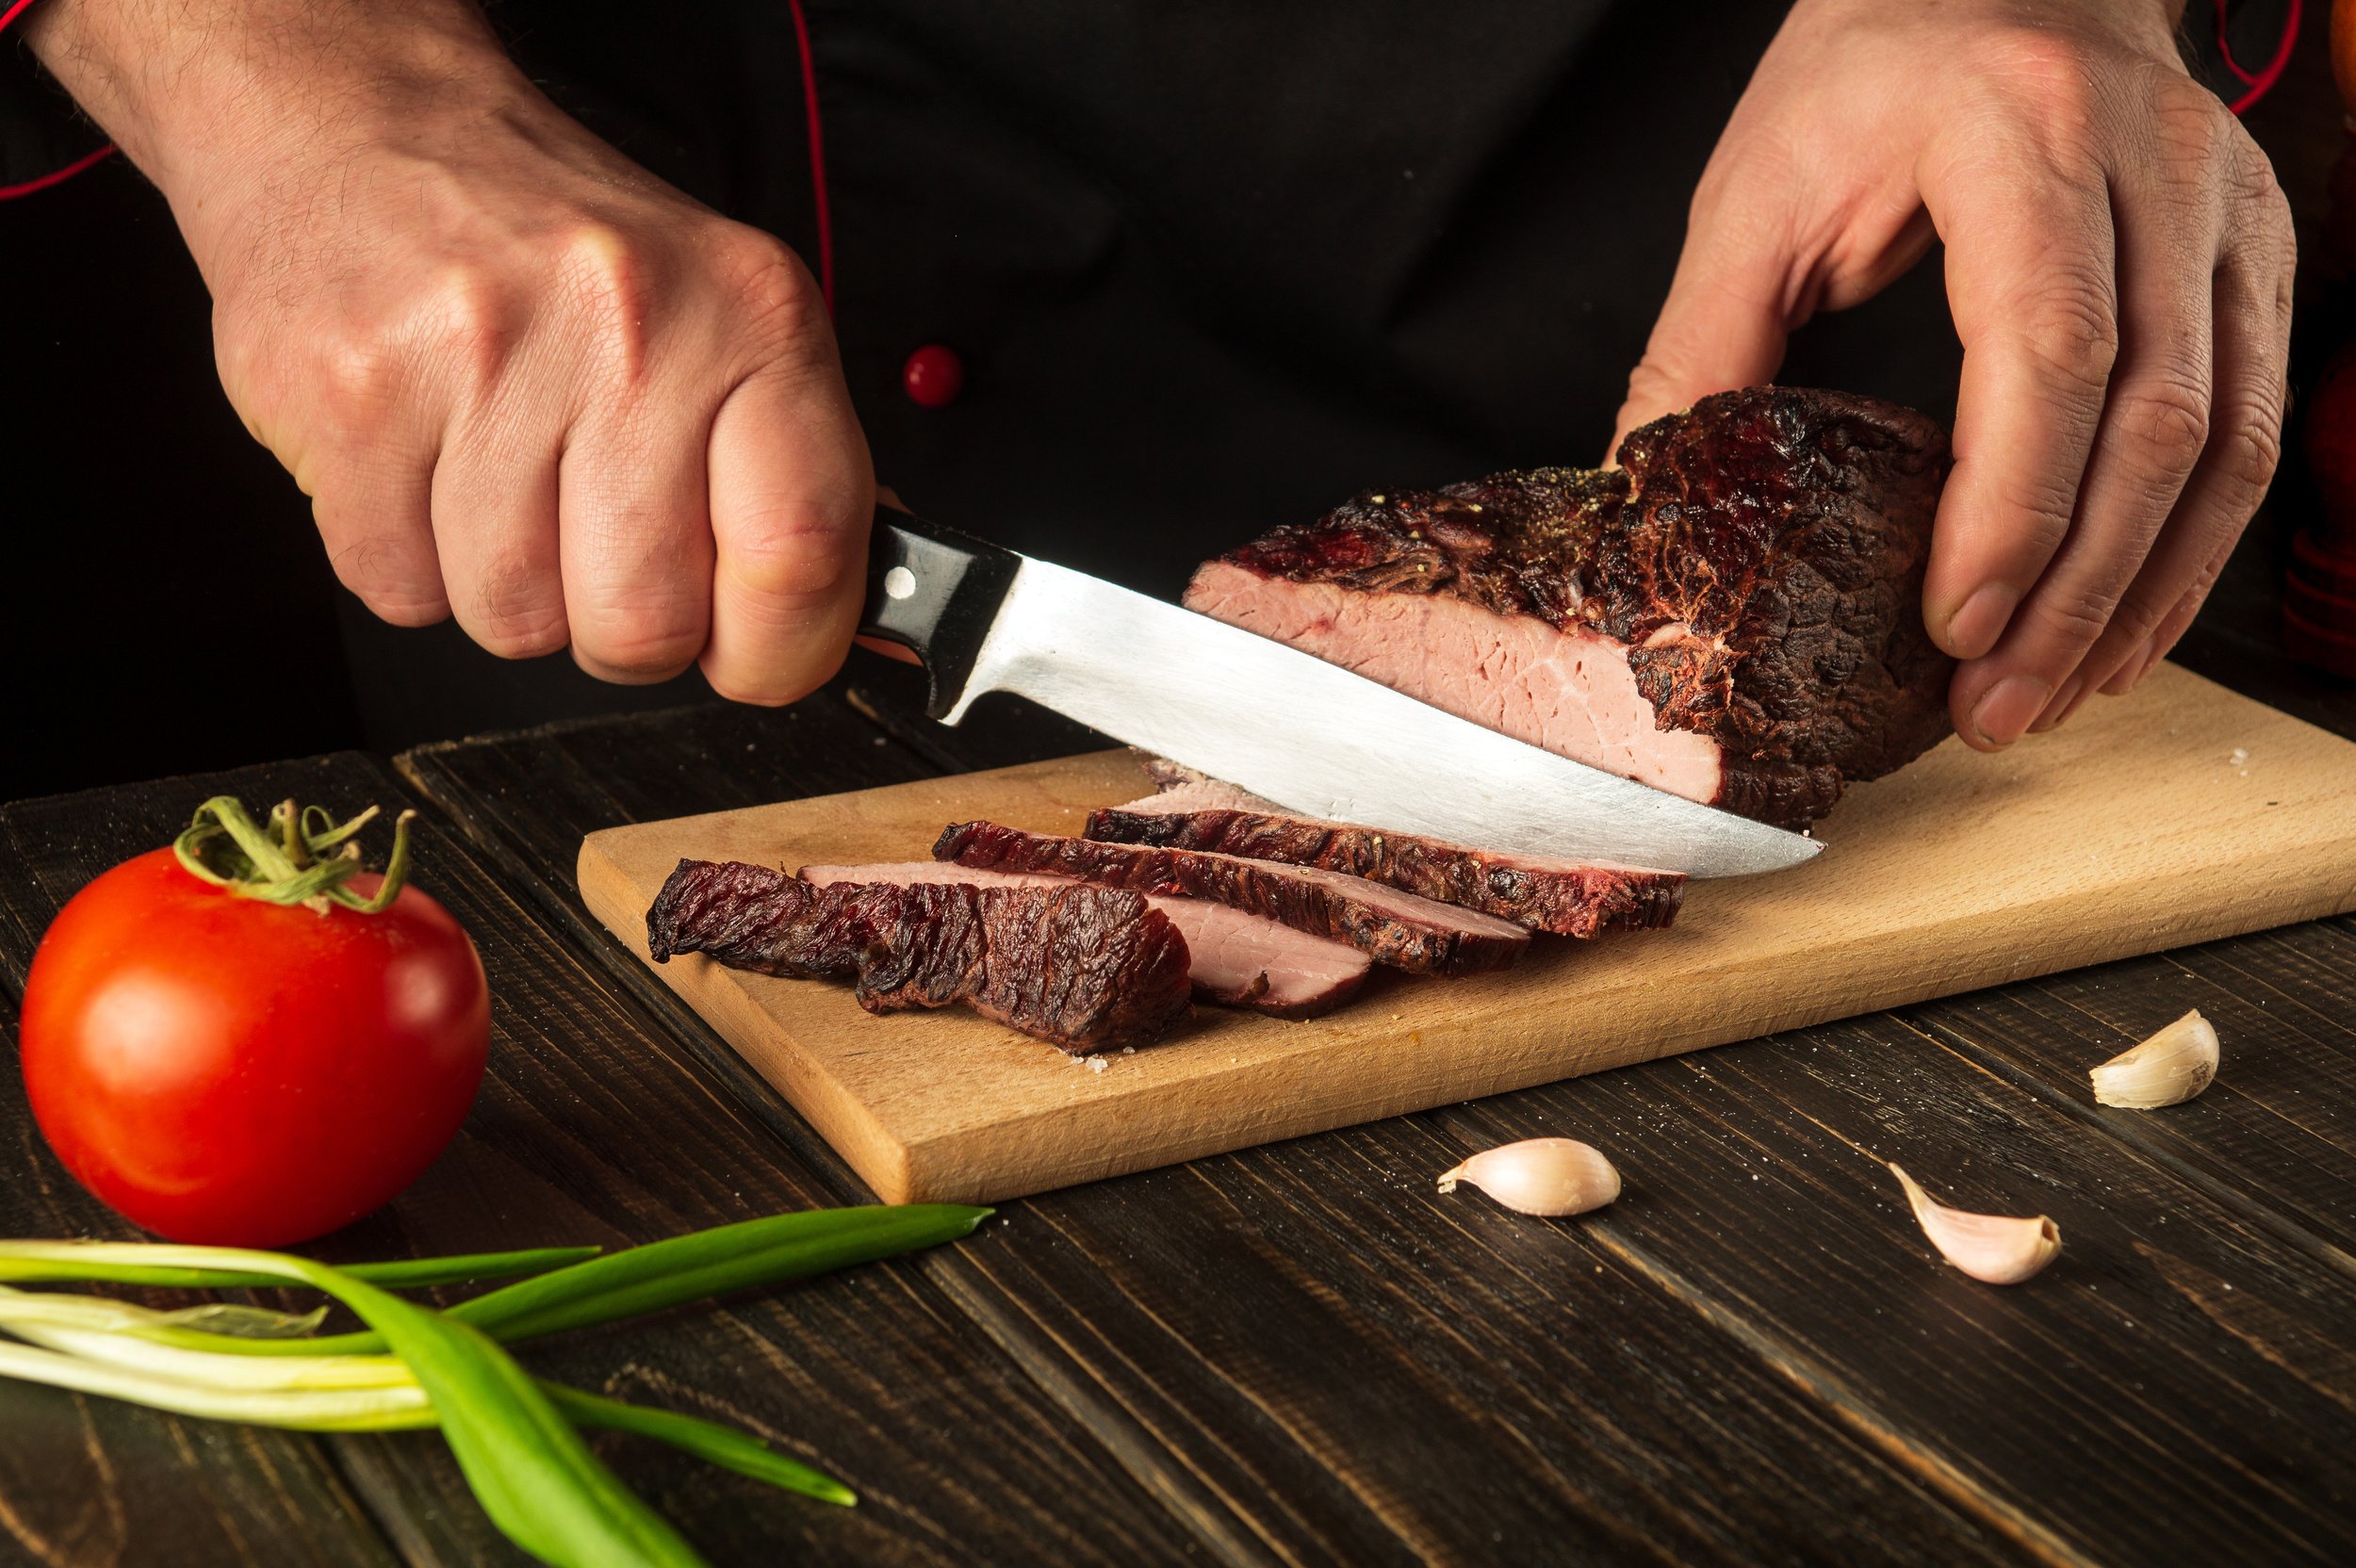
[859,508,1023,720]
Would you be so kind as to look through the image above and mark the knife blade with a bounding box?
[858,510,1820,877]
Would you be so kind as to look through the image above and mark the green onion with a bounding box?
[0,1241,601,1293]
[6,1241,705,1566]
[445,1204,988,1343]
[541,1385,856,1508]
[1,1306,852,1506]
[115,1205,987,1359]
[0,1206,988,1562]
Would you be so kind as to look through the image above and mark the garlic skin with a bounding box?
[2090,1008,2219,1108]
[1888,1163,2060,1285]
[1438,1138,1620,1217]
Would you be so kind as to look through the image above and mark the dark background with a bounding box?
[0,1,2315,800]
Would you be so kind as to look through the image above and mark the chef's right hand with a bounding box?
[26,0,874,704]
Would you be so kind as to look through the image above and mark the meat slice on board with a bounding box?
[646,858,1191,1053]
[801,860,1371,1019]
[1088,779,1686,938]
[1183,386,1955,829]
[934,821,1530,976]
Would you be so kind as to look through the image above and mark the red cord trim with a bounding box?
[0,0,116,199]
[783,0,835,316]
[0,139,114,201]
[2216,0,2302,116]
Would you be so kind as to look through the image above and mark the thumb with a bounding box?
[1609,219,1796,460]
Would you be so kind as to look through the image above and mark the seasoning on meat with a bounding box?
[800,859,1371,1019]
[1087,779,1685,937]
[646,858,1191,1053]
[1182,386,1954,828]
[933,821,1530,976]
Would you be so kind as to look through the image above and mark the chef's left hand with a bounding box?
[1612,0,2295,750]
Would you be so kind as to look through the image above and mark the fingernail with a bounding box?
[2101,635,2156,696]
[2029,673,2086,734]
[1945,583,2021,661]
[1970,674,2053,748]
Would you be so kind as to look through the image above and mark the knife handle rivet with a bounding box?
[883,565,917,600]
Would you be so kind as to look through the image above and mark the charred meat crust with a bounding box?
[646,858,1191,1053]
[1201,387,1955,827]
[798,858,1372,1021]
[1085,802,1684,937]
[934,821,1529,976]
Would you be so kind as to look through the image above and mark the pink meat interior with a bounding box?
[1184,561,1725,805]
[1118,782,1672,876]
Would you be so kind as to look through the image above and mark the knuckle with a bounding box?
[414,265,523,389]
[316,332,409,426]
[724,499,859,606]
[469,563,569,658]
[331,547,448,627]
[716,230,826,351]
[1978,29,2097,128]
[2231,137,2291,218]
[2217,398,2286,499]
[557,221,662,380]
[2021,287,2120,398]
[2097,590,2169,652]
[475,619,569,660]
[575,596,707,677]
[1987,468,2082,553]
[313,488,447,625]
[2025,584,2116,652]
[2113,377,2211,476]
[2147,76,2228,171]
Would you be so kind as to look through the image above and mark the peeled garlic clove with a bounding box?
[2090,1008,2219,1108]
[1438,1138,1620,1217]
[1887,1163,2058,1284]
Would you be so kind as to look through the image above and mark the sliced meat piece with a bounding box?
[1088,782,1685,938]
[934,821,1529,977]
[1182,387,1955,828]
[646,858,1189,1053]
[801,860,1370,1019]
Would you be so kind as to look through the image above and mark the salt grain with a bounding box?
[1088,1057,1108,1074]
[2228,747,2250,766]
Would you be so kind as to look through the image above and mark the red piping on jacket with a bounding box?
[2217,0,2302,116]
[783,0,835,316]
[0,0,118,200]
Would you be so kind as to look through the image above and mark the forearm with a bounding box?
[22,0,528,260]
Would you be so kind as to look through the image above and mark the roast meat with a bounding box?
[1182,387,1955,827]
[800,859,1371,1019]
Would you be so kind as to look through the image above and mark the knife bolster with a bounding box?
[860,511,1024,721]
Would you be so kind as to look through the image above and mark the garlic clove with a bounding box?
[1438,1138,1620,1217]
[2090,1008,2219,1108]
[1887,1163,2059,1284]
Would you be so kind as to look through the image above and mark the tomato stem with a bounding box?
[173,797,418,914]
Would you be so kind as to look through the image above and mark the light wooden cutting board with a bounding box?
[580,662,2356,1203]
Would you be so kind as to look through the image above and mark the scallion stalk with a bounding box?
[0,1205,989,1560]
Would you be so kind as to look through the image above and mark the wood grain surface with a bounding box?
[400,650,2356,1568]
[575,662,2356,1204]
[0,755,1209,1568]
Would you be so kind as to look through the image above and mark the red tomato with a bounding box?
[19,847,489,1246]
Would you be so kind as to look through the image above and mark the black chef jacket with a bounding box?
[0,1,1967,787]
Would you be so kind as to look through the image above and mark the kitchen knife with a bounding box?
[858,510,1821,877]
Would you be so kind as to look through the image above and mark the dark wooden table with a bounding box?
[1,527,2352,1567]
